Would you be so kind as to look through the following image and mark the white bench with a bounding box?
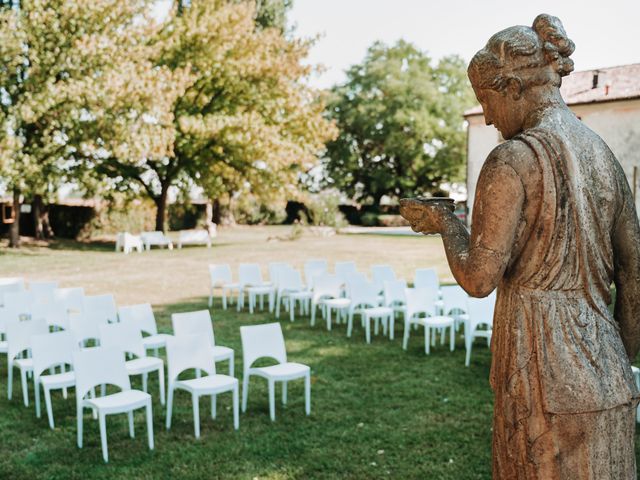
[140,231,174,250]
[178,229,212,249]
[115,232,143,254]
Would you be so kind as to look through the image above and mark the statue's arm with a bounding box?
[612,176,640,360]
[440,148,525,297]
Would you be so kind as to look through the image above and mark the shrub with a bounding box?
[361,212,379,226]
[377,214,409,227]
[305,190,348,229]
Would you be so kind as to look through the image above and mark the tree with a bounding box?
[0,0,185,245]
[322,40,475,205]
[97,0,335,231]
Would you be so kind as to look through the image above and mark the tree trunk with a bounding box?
[154,184,170,232]
[211,199,221,225]
[32,194,53,240]
[9,188,20,248]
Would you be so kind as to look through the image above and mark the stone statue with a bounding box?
[400,14,640,479]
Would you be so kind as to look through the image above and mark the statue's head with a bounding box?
[468,14,575,139]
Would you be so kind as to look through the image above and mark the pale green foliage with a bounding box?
[304,189,347,228]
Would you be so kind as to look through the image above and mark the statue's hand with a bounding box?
[399,198,456,235]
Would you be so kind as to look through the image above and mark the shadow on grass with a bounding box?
[45,238,115,252]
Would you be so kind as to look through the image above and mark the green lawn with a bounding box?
[0,227,637,479]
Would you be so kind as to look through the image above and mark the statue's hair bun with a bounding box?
[532,14,575,77]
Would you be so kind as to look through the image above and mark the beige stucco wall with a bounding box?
[466,97,640,220]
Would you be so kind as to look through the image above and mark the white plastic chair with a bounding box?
[29,281,58,304]
[309,274,347,328]
[275,267,311,321]
[462,291,496,367]
[208,264,240,309]
[304,259,328,290]
[6,317,48,405]
[73,347,153,463]
[32,300,70,331]
[414,268,440,291]
[0,277,25,306]
[441,285,469,331]
[118,304,172,356]
[347,280,393,343]
[68,307,109,347]
[140,231,173,250]
[53,287,85,314]
[31,331,78,428]
[99,322,165,405]
[384,279,408,319]
[371,265,397,294]
[171,310,234,376]
[240,323,310,421]
[3,291,35,317]
[402,288,455,354]
[115,232,144,254]
[238,263,274,313]
[83,294,118,324]
[335,261,358,282]
[165,334,239,438]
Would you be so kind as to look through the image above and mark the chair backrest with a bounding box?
[73,347,130,403]
[414,268,439,292]
[404,287,438,319]
[304,260,328,289]
[68,312,104,345]
[31,300,70,330]
[0,278,25,306]
[53,287,85,313]
[240,322,287,371]
[238,263,264,288]
[335,261,357,280]
[6,317,48,363]
[466,291,497,328]
[83,294,118,323]
[171,310,215,347]
[349,280,379,309]
[118,303,158,336]
[312,274,342,303]
[29,281,58,303]
[371,265,397,292]
[277,267,303,293]
[268,262,290,287]
[384,279,407,307]
[208,264,233,287]
[344,272,367,296]
[32,330,78,380]
[166,334,215,383]
[3,291,35,316]
[99,322,145,358]
[441,285,469,316]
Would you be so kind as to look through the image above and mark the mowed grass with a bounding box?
[0,226,637,479]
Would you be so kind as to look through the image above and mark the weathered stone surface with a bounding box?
[400,14,640,479]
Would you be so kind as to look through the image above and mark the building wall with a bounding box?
[466,98,640,221]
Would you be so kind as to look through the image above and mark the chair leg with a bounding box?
[158,365,166,406]
[146,401,154,450]
[228,355,235,378]
[222,291,227,310]
[450,325,455,351]
[310,303,316,326]
[99,412,109,462]
[166,386,174,430]
[35,379,41,418]
[326,307,332,331]
[128,411,135,438]
[192,393,200,438]
[208,289,213,308]
[282,381,288,405]
[305,373,311,415]
[289,297,295,322]
[211,394,217,419]
[77,404,84,448]
[275,292,281,318]
[242,375,249,412]
[4,360,9,400]
[44,386,55,429]
[347,311,353,338]
[465,338,473,367]
[233,385,239,430]
[425,326,431,355]
[365,316,371,344]
[268,379,275,421]
[402,321,410,350]
[142,373,148,393]
[20,367,29,406]
[389,315,395,340]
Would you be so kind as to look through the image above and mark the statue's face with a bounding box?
[473,84,524,140]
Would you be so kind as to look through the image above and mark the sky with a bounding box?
[289,0,640,89]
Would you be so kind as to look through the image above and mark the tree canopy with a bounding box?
[322,40,475,204]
